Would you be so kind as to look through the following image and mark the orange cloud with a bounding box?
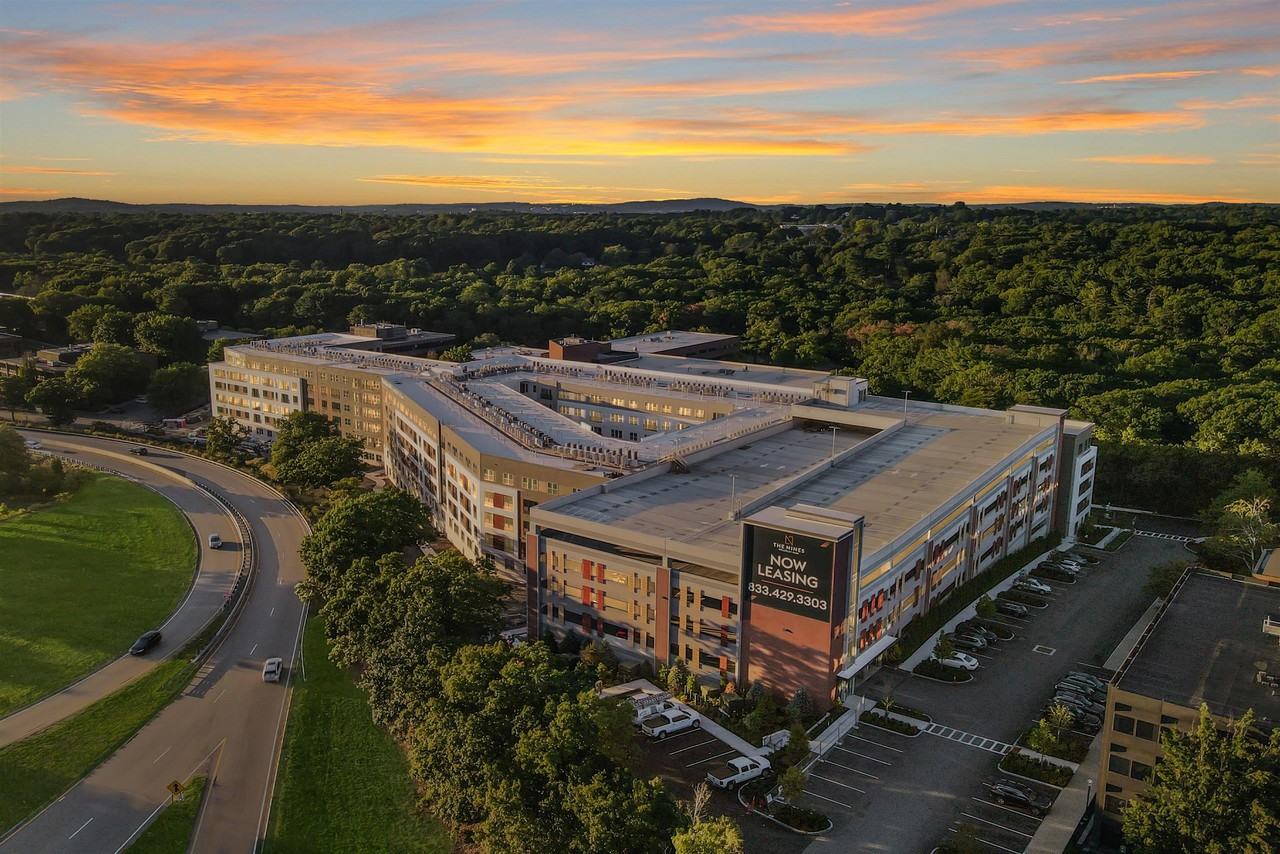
[727,0,1015,36]
[1065,70,1216,84]
[1,165,116,176]
[1079,154,1215,164]
[357,174,694,202]
[952,36,1278,70]
[1178,95,1280,110]
[1242,64,1280,77]
[0,187,61,197]
[936,184,1258,204]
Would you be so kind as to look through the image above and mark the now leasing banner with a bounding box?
[746,525,835,622]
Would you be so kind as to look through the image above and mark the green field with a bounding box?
[267,616,450,853]
[0,473,198,716]
[127,775,207,854]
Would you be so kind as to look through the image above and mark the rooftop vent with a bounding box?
[1264,614,1280,640]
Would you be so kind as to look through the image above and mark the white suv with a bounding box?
[641,708,701,739]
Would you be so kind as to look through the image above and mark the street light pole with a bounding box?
[829,425,838,460]
[903,390,912,418]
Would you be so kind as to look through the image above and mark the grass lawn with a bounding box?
[0,473,198,716]
[0,656,195,833]
[266,616,450,853]
[126,775,207,854]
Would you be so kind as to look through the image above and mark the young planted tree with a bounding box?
[1215,497,1277,573]
[778,766,807,803]
[672,815,743,854]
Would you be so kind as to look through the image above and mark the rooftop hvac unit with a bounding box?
[1265,614,1280,639]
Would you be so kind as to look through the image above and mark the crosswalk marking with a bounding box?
[1134,530,1193,542]
[924,722,1014,755]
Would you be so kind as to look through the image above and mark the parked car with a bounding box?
[1015,577,1052,595]
[641,708,701,739]
[707,756,770,789]
[959,621,998,644]
[208,534,223,549]
[129,629,162,655]
[986,780,1052,816]
[996,600,1029,618]
[932,651,979,671]
[1054,692,1103,718]
[952,635,987,654]
[1058,676,1106,700]
[1046,702,1101,730]
[1067,671,1108,692]
[1039,561,1079,576]
[262,657,283,682]
[1060,550,1099,565]
[129,446,149,456]
[630,699,675,725]
[954,630,989,648]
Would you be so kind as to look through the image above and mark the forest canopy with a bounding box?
[1,203,1276,463]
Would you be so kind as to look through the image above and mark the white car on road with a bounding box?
[932,651,980,671]
[262,657,283,682]
[641,708,701,739]
[707,756,770,789]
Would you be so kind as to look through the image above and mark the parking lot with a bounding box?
[803,536,1189,853]
[632,721,805,854]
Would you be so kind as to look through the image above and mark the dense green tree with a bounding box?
[204,415,248,460]
[64,343,151,406]
[273,434,364,488]
[146,362,206,414]
[133,311,203,364]
[0,423,30,495]
[672,816,744,854]
[269,411,339,470]
[298,487,432,593]
[1122,704,1280,853]
[25,376,78,425]
[0,371,34,420]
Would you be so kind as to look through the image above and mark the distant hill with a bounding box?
[0,196,757,216]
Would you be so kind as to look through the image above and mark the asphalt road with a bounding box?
[0,437,242,748]
[1,432,309,854]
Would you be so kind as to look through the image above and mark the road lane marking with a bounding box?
[847,733,903,752]
[152,746,171,764]
[820,757,879,780]
[250,643,258,656]
[254,600,311,845]
[804,789,854,809]
[212,689,226,704]
[833,745,892,765]
[960,811,1034,838]
[270,608,275,617]
[687,748,736,768]
[670,737,718,755]
[948,826,1022,854]
[809,773,867,794]
[69,818,93,839]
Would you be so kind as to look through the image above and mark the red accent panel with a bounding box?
[721,595,730,618]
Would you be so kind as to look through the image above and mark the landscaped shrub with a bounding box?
[1001,752,1073,787]
[859,711,919,735]
[914,660,972,682]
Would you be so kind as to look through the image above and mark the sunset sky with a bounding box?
[1,0,1277,205]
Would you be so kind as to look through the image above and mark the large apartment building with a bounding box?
[210,327,1097,703]
[1097,570,1280,817]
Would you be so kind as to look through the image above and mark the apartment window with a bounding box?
[1104,796,1127,814]
[482,468,496,482]
[502,472,514,486]
[1108,755,1129,775]
[1134,719,1157,741]
[1113,715,1136,736]
[1130,761,1152,782]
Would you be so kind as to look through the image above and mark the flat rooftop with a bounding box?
[614,353,829,390]
[608,330,738,354]
[546,425,875,554]
[1117,572,1280,725]
[545,407,1048,561]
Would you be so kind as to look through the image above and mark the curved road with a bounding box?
[1,432,309,854]
[0,439,242,747]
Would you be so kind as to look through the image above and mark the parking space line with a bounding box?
[847,733,903,753]
[960,812,1034,838]
[810,773,867,794]
[973,797,1045,821]
[669,737,718,755]
[833,745,892,765]
[820,757,879,780]
[948,826,1023,854]
[686,748,736,769]
[805,789,855,809]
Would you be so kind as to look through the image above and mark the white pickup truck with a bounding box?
[706,755,771,789]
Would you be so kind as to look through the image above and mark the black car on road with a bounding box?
[129,630,162,655]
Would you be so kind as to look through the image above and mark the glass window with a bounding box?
[1134,719,1157,741]
[1108,755,1129,775]
[1113,714,1135,735]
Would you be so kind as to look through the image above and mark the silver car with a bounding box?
[262,657,283,682]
